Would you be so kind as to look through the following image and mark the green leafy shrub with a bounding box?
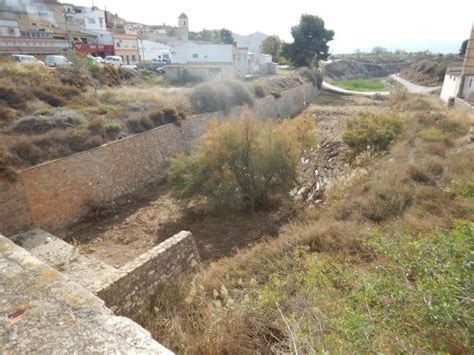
[189,80,255,113]
[167,110,316,211]
[342,111,404,154]
[270,89,282,99]
[418,127,447,142]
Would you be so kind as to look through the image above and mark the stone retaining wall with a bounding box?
[97,231,199,318]
[1,83,319,235]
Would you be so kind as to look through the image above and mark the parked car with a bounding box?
[45,55,72,67]
[11,54,45,65]
[104,56,123,67]
[94,56,105,64]
[155,66,166,75]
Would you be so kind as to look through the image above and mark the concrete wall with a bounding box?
[440,73,462,103]
[454,97,474,114]
[461,75,474,99]
[97,231,199,318]
[0,82,318,235]
[0,234,172,354]
[165,65,235,82]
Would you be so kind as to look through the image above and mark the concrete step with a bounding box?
[11,228,123,294]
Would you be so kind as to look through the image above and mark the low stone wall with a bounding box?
[97,231,199,318]
[0,180,33,236]
[1,83,319,235]
[0,234,172,354]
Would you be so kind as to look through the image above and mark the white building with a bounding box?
[63,5,106,32]
[0,19,20,37]
[440,24,474,103]
[138,40,171,62]
[172,42,233,64]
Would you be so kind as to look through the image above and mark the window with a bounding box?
[132,55,136,61]
[192,53,199,58]
[7,28,14,35]
[88,18,96,24]
[469,79,473,87]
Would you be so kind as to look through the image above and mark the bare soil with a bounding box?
[60,90,381,267]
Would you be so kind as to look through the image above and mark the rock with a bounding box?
[297,186,308,197]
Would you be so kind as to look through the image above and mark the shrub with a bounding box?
[342,111,404,154]
[252,83,267,98]
[0,83,28,109]
[297,67,323,89]
[418,127,447,142]
[167,110,316,211]
[270,89,282,99]
[10,128,103,167]
[126,116,155,133]
[189,80,255,113]
[89,64,121,86]
[149,107,185,126]
[0,107,16,125]
[32,88,66,107]
[56,66,93,90]
[97,106,109,115]
[0,147,17,182]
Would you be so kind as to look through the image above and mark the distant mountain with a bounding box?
[233,31,268,55]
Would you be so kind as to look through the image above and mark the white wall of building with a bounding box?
[461,75,474,99]
[0,19,20,37]
[233,47,249,77]
[440,74,462,103]
[172,42,233,64]
[82,7,106,32]
[138,40,171,61]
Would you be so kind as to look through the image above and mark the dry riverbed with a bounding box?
[59,90,382,267]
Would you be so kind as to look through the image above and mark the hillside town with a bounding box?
[0,0,276,81]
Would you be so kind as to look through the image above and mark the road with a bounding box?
[389,74,441,94]
[322,81,390,97]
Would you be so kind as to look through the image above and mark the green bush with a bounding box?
[189,80,255,113]
[342,111,404,154]
[418,127,447,142]
[167,110,316,211]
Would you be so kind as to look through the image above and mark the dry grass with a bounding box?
[141,93,474,353]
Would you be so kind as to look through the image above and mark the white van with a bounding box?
[11,54,45,65]
[104,56,123,67]
[45,55,72,67]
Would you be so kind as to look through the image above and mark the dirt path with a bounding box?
[59,90,382,267]
[389,74,441,94]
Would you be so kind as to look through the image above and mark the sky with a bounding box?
[72,0,473,53]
